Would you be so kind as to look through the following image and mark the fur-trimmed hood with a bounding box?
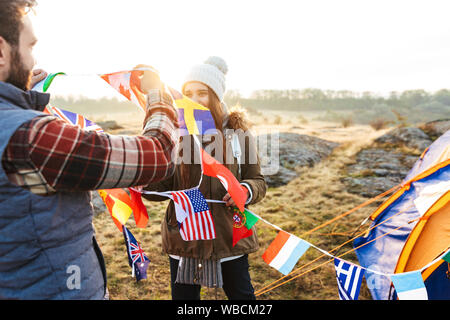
[223,105,251,132]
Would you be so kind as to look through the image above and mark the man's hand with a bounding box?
[133,64,163,94]
[30,69,48,89]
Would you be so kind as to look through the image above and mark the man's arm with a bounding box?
[2,91,180,195]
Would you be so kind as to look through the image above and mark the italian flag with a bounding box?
[232,209,259,247]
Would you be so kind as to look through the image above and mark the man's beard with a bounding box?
[5,46,32,91]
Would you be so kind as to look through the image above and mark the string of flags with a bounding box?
[33,71,450,299]
[237,206,449,300]
[233,206,449,300]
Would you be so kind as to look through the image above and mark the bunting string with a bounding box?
[137,189,425,281]
[256,205,416,293]
[256,218,449,297]
[254,202,418,296]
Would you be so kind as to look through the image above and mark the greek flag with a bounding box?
[334,258,365,300]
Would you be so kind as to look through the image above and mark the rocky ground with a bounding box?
[259,132,339,187]
[342,121,449,198]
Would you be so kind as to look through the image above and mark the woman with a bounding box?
[143,56,266,300]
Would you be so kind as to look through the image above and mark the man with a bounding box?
[0,0,179,299]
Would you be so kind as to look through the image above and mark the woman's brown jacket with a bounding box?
[143,108,266,260]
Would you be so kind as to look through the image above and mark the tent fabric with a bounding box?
[404,130,450,182]
[354,130,450,300]
[397,195,450,273]
[423,261,450,300]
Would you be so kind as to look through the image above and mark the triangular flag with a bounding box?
[99,188,151,231]
[128,187,149,228]
[232,208,259,247]
[100,70,147,110]
[98,190,123,231]
[201,148,247,212]
[98,189,135,231]
[391,271,428,300]
[262,231,310,275]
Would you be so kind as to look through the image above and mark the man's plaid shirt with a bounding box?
[2,94,179,196]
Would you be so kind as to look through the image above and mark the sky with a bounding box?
[30,0,450,99]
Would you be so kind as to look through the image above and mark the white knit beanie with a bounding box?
[183,56,228,102]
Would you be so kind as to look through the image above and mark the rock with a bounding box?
[91,191,107,216]
[374,127,432,152]
[342,148,418,198]
[420,119,450,139]
[258,132,339,187]
[97,120,123,131]
[116,129,139,135]
[342,125,439,198]
[263,166,299,188]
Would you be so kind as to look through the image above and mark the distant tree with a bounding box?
[220,86,448,125]
[400,89,430,107]
[300,88,327,101]
[287,89,301,100]
[389,91,399,100]
[336,90,355,99]
[433,89,450,105]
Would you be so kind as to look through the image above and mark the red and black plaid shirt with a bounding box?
[2,99,179,196]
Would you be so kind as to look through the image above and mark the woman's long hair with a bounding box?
[179,85,227,189]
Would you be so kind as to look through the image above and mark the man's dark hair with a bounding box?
[0,0,37,46]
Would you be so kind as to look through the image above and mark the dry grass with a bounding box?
[369,118,391,131]
[93,111,392,300]
[340,116,354,128]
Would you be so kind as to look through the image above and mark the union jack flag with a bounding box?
[171,188,216,241]
[44,105,104,133]
[123,226,150,281]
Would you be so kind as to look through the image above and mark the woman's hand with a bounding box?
[222,186,249,207]
[222,193,235,207]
